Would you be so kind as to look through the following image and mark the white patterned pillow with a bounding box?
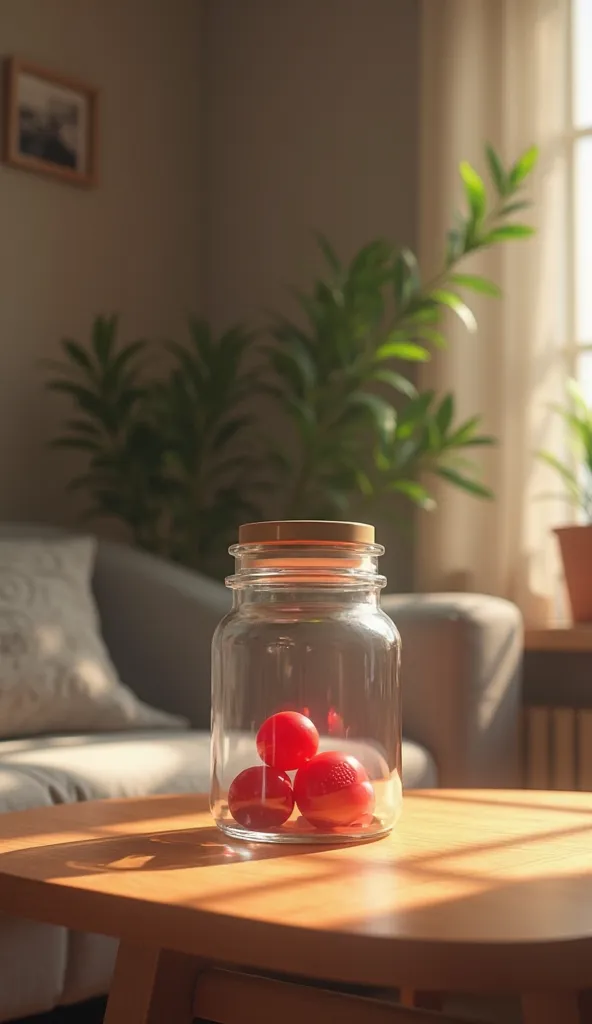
[0,537,186,738]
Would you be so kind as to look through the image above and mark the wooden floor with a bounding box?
[13,999,218,1024]
[13,989,590,1023]
[15,999,106,1024]
[11,992,534,1024]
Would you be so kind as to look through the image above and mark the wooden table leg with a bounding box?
[104,942,199,1024]
[194,968,466,1023]
[522,992,582,1024]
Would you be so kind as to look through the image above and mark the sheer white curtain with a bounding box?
[417,0,571,626]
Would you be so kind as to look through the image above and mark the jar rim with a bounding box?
[238,520,376,545]
[225,567,387,590]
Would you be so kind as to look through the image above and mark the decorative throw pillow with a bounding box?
[0,536,186,738]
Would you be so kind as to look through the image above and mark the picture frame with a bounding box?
[2,56,98,187]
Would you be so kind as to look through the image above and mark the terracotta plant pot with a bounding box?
[554,524,592,623]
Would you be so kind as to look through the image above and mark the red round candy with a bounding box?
[256,711,319,771]
[228,766,294,829]
[294,751,375,829]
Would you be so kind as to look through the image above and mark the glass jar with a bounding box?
[210,520,402,844]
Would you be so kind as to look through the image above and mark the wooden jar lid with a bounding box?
[238,520,375,545]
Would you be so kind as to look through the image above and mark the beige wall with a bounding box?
[0,0,202,526]
[201,0,420,587]
[201,0,419,327]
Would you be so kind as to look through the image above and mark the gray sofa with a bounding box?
[0,527,522,1021]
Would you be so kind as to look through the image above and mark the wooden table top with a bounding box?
[0,789,590,993]
[524,626,592,652]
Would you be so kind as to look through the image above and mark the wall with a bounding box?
[200,0,420,587]
[0,0,421,583]
[0,0,202,526]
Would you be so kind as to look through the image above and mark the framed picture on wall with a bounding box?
[2,57,98,187]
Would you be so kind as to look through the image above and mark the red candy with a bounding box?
[256,711,319,771]
[228,766,294,829]
[294,751,375,829]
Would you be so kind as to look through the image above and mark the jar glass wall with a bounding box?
[210,521,402,844]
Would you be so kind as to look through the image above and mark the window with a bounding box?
[571,0,592,402]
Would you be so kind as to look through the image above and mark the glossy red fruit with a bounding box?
[294,751,375,829]
[256,711,319,771]
[228,766,294,829]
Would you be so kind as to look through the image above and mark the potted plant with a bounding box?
[46,315,268,575]
[48,143,538,578]
[264,143,538,519]
[539,379,592,623]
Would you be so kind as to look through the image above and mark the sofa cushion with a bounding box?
[402,738,438,788]
[0,731,437,805]
[0,732,205,803]
[0,536,185,739]
[0,763,58,812]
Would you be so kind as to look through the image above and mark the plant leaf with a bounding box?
[315,232,342,274]
[286,395,317,432]
[108,340,148,378]
[355,469,374,497]
[566,376,590,413]
[537,450,581,499]
[349,238,393,278]
[485,225,535,242]
[212,416,252,450]
[392,248,420,310]
[509,145,539,188]
[499,200,532,216]
[549,404,592,454]
[448,415,496,447]
[387,479,436,510]
[375,340,430,362]
[47,380,109,419]
[91,315,117,366]
[446,225,466,265]
[460,161,486,223]
[280,340,317,391]
[64,418,102,437]
[372,369,418,399]
[396,390,435,432]
[413,325,447,348]
[400,306,439,326]
[485,144,508,197]
[50,437,101,452]
[435,394,454,436]
[61,339,96,375]
[430,289,477,332]
[345,393,396,445]
[435,465,493,498]
[449,274,502,298]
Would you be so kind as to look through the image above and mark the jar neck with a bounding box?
[232,587,381,609]
[226,541,386,593]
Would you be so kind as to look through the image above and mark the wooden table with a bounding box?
[0,791,590,1024]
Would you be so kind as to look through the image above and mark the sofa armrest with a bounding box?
[93,542,230,729]
[382,593,523,788]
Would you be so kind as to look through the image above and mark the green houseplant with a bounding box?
[47,144,537,576]
[47,315,267,573]
[264,144,538,518]
[539,378,592,622]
